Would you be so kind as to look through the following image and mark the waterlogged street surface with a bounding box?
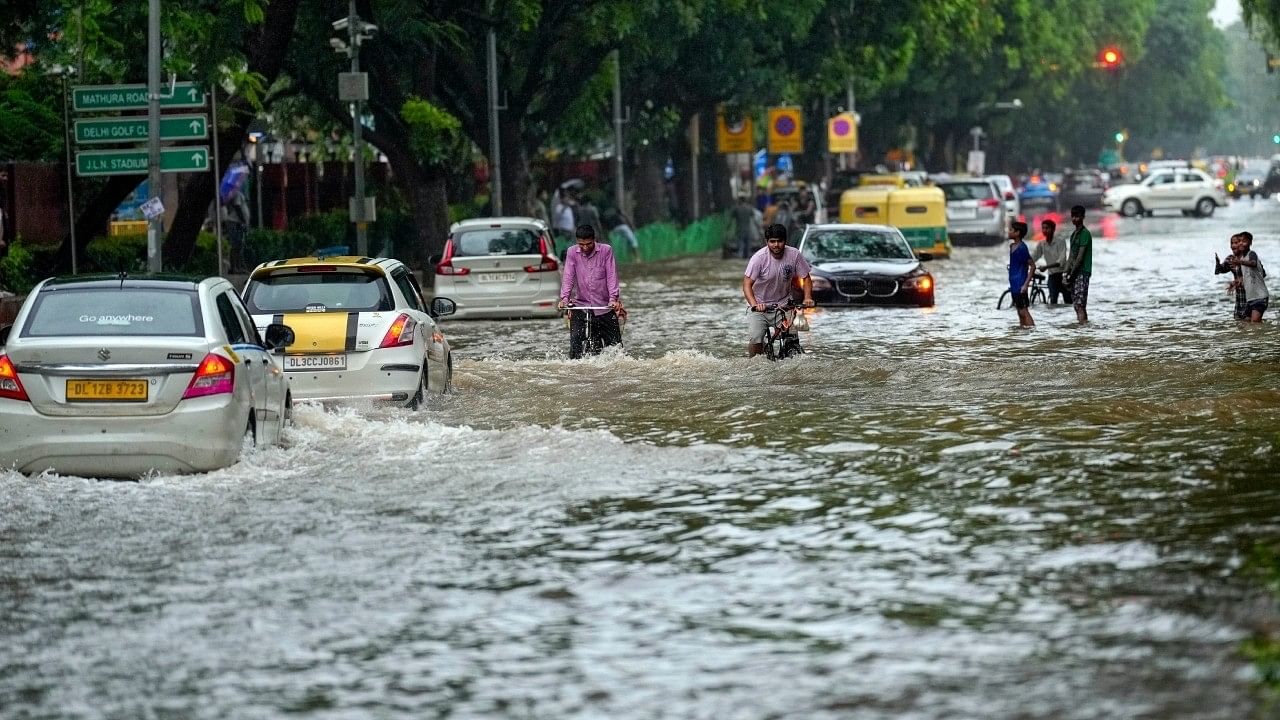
[5,201,1280,719]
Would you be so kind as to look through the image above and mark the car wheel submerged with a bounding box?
[1195,197,1216,217]
[1120,198,1142,217]
[408,368,427,410]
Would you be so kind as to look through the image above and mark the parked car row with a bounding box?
[1,252,460,479]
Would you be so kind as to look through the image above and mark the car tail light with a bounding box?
[379,313,417,348]
[525,236,559,272]
[0,354,29,402]
[435,240,471,276]
[979,198,1002,208]
[182,353,235,400]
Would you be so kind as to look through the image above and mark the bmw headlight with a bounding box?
[811,275,832,291]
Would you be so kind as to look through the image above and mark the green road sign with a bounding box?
[74,114,208,144]
[75,147,210,177]
[72,83,206,112]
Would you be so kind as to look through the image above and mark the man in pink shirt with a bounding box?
[743,223,814,357]
[558,224,625,358]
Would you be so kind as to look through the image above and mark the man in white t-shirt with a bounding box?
[743,223,814,357]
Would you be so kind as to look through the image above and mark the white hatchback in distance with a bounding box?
[1102,168,1228,217]
[242,255,454,407]
[0,275,294,478]
[434,217,562,319]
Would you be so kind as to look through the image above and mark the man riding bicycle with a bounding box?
[743,223,814,357]
[558,223,625,359]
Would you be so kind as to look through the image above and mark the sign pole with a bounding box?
[210,85,224,276]
[146,0,162,272]
[61,70,78,275]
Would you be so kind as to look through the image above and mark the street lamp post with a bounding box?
[146,0,162,272]
[332,3,377,255]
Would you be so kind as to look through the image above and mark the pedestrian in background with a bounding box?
[576,195,604,245]
[1031,218,1071,304]
[1007,221,1036,328]
[1214,233,1246,320]
[607,207,640,261]
[552,189,576,246]
[1064,205,1093,324]
[531,187,550,226]
[730,195,759,259]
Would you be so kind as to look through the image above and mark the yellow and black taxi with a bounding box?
[241,255,456,408]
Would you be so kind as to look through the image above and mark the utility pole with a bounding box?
[348,1,368,255]
[487,2,503,215]
[612,50,626,219]
[333,3,377,255]
[146,0,161,272]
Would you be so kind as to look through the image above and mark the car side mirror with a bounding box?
[427,254,442,266]
[915,252,934,262]
[430,297,457,318]
[263,323,294,352]
[0,325,10,347]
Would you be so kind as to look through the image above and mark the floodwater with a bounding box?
[4,201,1280,719]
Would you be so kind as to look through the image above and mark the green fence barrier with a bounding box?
[550,215,727,265]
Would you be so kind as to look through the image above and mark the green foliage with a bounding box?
[0,80,63,162]
[243,229,322,265]
[0,242,41,295]
[288,211,350,251]
[400,98,466,166]
[82,232,225,275]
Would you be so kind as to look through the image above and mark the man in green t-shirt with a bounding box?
[1064,204,1093,324]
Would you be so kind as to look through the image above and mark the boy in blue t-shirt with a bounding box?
[1008,221,1035,328]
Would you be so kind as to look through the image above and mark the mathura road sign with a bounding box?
[75,147,210,177]
[72,83,206,112]
[74,115,208,144]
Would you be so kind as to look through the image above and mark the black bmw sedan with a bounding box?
[793,224,935,307]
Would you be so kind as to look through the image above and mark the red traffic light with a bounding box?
[1099,47,1122,68]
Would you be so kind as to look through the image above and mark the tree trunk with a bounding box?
[498,115,531,216]
[632,143,669,226]
[42,175,139,276]
[378,137,448,269]
[165,0,302,270]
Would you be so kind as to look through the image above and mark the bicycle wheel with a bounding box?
[780,335,803,359]
[1031,287,1046,306]
[997,290,1010,309]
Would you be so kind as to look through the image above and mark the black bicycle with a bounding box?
[997,272,1048,309]
[755,303,804,360]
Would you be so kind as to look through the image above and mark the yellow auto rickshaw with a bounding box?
[839,186,950,259]
[857,174,907,188]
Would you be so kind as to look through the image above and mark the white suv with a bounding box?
[434,217,562,319]
[1102,168,1227,218]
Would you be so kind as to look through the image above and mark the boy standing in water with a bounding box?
[1214,234,1245,320]
[1008,221,1035,328]
[1228,231,1268,322]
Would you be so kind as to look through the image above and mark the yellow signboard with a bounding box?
[828,112,858,153]
[716,111,754,154]
[767,106,803,154]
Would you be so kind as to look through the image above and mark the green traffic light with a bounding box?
[1114,132,1124,143]
[1273,134,1280,144]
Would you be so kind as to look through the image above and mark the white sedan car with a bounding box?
[241,255,455,406]
[434,217,562,319]
[0,275,294,478]
[1102,168,1228,217]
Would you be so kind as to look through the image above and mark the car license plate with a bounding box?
[947,207,977,220]
[284,354,347,371]
[66,378,148,402]
[477,272,516,283]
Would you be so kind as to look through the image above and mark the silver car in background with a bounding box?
[937,178,1006,246]
[434,217,562,319]
[0,275,294,478]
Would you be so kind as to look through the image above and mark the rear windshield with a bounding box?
[802,230,914,263]
[244,271,392,313]
[940,183,995,201]
[454,228,542,257]
[22,288,203,337]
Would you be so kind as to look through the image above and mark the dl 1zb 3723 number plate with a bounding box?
[66,379,148,402]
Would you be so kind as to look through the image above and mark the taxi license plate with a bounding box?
[66,379,148,402]
[285,354,347,371]
[477,272,516,283]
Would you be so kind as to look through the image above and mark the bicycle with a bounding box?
[996,272,1048,309]
[562,304,621,358]
[754,303,804,360]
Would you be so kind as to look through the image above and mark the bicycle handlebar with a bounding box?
[563,305,613,311]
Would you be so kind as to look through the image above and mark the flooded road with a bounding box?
[5,201,1280,718]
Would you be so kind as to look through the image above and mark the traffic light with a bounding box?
[1272,134,1280,145]
[1098,46,1123,70]
[1115,132,1125,143]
